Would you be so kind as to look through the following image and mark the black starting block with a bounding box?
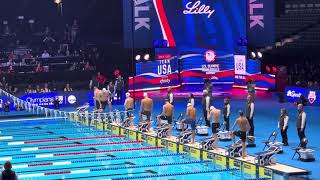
[226,140,243,157]
[200,137,217,150]
[178,129,193,144]
[255,146,280,166]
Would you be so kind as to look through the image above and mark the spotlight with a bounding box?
[144,54,150,61]
[251,52,256,58]
[257,52,263,58]
[54,0,62,4]
[135,55,141,61]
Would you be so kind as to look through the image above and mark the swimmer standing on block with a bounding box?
[157,99,174,137]
[231,110,251,159]
[181,103,196,144]
[139,93,153,132]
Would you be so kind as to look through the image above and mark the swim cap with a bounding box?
[210,106,215,110]
[126,92,130,97]
[238,110,244,116]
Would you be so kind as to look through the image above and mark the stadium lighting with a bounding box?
[144,54,150,61]
[54,0,62,4]
[257,52,263,58]
[135,55,141,61]
[251,52,256,59]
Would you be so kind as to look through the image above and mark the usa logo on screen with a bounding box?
[204,50,216,63]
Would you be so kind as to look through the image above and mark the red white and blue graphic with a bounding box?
[233,59,276,89]
[129,49,179,91]
[180,49,235,84]
[152,0,246,51]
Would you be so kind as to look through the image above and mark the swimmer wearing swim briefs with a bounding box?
[124,92,134,128]
[157,99,174,137]
[207,106,221,148]
[139,93,153,132]
[182,103,196,144]
[101,88,112,112]
[231,110,251,159]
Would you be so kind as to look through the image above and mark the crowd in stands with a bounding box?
[289,60,320,90]
[0,18,99,75]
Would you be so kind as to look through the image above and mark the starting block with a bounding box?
[178,130,193,144]
[255,146,280,166]
[138,122,149,132]
[76,103,90,114]
[200,137,217,150]
[156,124,170,138]
[121,117,132,128]
[226,140,243,157]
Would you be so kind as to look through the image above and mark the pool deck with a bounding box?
[82,120,310,180]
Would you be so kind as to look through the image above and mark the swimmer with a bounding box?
[139,93,153,132]
[231,110,251,159]
[157,99,174,137]
[101,88,112,112]
[124,92,134,128]
[181,103,196,144]
[207,106,221,148]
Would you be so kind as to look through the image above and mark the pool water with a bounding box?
[0,119,247,180]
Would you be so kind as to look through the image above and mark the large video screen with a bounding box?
[129,53,179,91]
[180,49,235,84]
[153,0,246,50]
[123,0,246,51]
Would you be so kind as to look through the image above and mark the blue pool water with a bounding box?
[0,119,246,180]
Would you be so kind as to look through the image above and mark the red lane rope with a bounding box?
[28,162,53,167]
[25,135,125,144]
[44,171,71,175]
[39,140,143,150]
[54,146,164,157]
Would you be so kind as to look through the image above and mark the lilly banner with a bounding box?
[285,87,320,106]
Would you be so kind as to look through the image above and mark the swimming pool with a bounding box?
[0,118,249,180]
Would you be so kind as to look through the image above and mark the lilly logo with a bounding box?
[183,1,215,18]
[286,90,302,98]
[308,91,316,104]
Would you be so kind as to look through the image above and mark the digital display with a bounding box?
[129,55,179,90]
[180,49,235,84]
[153,0,246,51]
[123,0,247,51]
